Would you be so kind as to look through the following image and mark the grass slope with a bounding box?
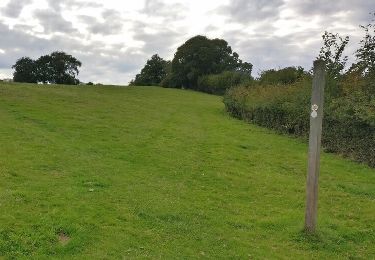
[0,83,374,259]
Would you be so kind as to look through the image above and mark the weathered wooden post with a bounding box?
[305,59,326,233]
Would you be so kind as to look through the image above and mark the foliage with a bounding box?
[317,32,350,98]
[352,13,375,78]
[36,52,81,85]
[258,66,307,85]
[130,54,169,86]
[133,36,252,92]
[197,71,253,95]
[160,72,180,88]
[0,83,374,259]
[224,81,311,135]
[11,57,37,83]
[318,32,349,80]
[12,51,81,85]
[224,74,375,167]
[224,16,375,167]
[167,35,252,89]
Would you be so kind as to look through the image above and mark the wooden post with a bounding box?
[305,59,326,233]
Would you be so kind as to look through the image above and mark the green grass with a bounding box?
[0,82,374,259]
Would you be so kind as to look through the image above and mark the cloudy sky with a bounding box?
[0,0,373,84]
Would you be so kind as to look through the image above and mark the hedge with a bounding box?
[224,78,375,167]
[196,71,252,95]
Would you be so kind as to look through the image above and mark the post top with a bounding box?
[313,59,325,68]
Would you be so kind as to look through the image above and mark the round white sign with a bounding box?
[311,110,318,118]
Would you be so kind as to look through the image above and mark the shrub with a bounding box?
[197,71,252,95]
[258,66,307,85]
[224,77,375,167]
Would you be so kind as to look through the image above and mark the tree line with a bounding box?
[130,35,253,94]
[12,51,82,85]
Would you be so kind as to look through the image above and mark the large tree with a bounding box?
[12,51,82,85]
[36,51,82,84]
[12,57,37,83]
[131,54,169,86]
[170,35,252,89]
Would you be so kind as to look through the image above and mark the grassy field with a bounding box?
[0,83,374,259]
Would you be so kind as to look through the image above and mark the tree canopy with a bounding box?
[353,13,375,77]
[12,57,37,83]
[318,31,349,80]
[170,35,252,88]
[12,51,82,85]
[130,54,169,86]
[130,35,252,91]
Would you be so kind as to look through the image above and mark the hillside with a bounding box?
[0,83,374,259]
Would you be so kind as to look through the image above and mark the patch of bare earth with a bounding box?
[58,232,70,246]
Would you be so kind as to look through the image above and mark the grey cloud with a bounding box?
[45,0,61,12]
[73,47,144,84]
[290,0,374,25]
[0,21,144,84]
[34,9,76,34]
[45,0,102,12]
[133,22,182,58]
[0,22,51,69]
[2,0,32,18]
[142,0,187,20]
[89,22,122,35]
[79,9,123,35]
[222,29,323,76]
[219,0,285,24]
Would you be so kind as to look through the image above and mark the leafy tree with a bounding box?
[35,54,53,84]
[12,57,37,83]
[318,31,349,80]
[12,51,81,85]
[131,54,169,86]
[317,31,349,97]
[36,51,82,84]
[169,35,252,89]
[353,13,375,77]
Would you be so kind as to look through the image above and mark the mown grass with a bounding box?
[0,82,374,259]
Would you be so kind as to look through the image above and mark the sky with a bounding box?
[0,0,373,84]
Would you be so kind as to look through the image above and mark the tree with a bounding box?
[12,51,81,85]
[318,31,349,80]
[317,31,349,97]
[36,51,82,84]
[353,13,375,77]
[169,35,252,89]
[12,57,37,83]
[35,54,53,84]
[131,54,169,86]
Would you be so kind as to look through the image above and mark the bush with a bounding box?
[258,66,307,85]
[224,77,375,167]
[197,71,252,95]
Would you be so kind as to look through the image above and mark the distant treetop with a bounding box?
[12,51,82,85]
